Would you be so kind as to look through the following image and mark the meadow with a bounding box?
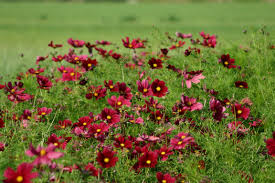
[0,2,275,183]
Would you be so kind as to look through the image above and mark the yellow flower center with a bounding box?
[239,85,243,88]
[70,72,75,76]
[226,102,230,105]
[109,85,114,89]
[161,151,166,155]
[178,141,183,145]
[88,63,92,67]
[54,143,58,146]
[104,158,110,163]
[83,122,87,126]
[94,93,98,97]
[27,116,31,120]
[40,149,46,156]
[157,116,161,120]
[63,70,67,73]
[146,160,151,164]
[162,180,167,183]
[153,63,157,67]
[61,125,65,129]
[187,102,192,106]
[16,176,23,182]
[41,112,46,115]
[161,57,165,61]
[120,143,125,147]
[96,129,101,133]
[11,89,15,93]
[143,88,148,92]
[224,61,229,65]
[129,44,133,48]
[117,101,122,106]
[156,87,161,91]
[176,43,180,47]
[237,110,242,114]
[181,135,186,139]
[74,57,79,61]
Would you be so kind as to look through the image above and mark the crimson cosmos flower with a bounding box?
[96,147,118,168]
[52,55,65,62]
[156,172,176,183]
[84,163,102,177]
[156,145,174,161]
[3,163,38,183]
[148,58,163,69]
[265,132,275,157]
[108,96,131,109]
[209,98,227,121]
[235,81,248,88]
[36,75,52,90]
[169,41,185,50]
[231,104,250,120]
[151,79,168,97]
[100,108,120,125]
[138,151,158,168]
[170,132,195,150]
[180,94,203,112]
[219,54,236,69]
[67,38,85,48]
[28,67,45,75]
[48,41,62,48]
[37,107,52,116]
[137,79,153,97]
[113,135,132,149]
[86,85,107,100]
[122,37,145,49]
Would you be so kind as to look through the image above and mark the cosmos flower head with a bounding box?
[265,132,275,157]
[156,172,176,183]
[67,38,85,48]
[151,79,168,98]
[148,58,163,69]
[96,147,118,168]
[235,81,248,89]
[219,54,236,69]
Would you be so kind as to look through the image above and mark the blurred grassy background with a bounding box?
[0,1,274,76]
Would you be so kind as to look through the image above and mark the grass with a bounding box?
[0,2,275,183]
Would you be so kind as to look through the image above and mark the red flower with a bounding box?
[37,107,52,116]
[150,110,164,123]
[176,32,192,39]
[67,38,85,48]
[114,135,132,149]
[25,144,63,166]
[28,67,45,75]
[228,121,249,136]
[48,41,62,48]
[122,37,145,49]
[151,79,168,97]
[231,104,250,120]
[137,79,153,97]
[183,71,205,89]
[170,132,195,150]
[104,80,117,91]
[265,132,275,157]
[156,145,174,161]
[54,119,72,129]
[36,55,48,65]
[52,55,65,62]
[138,151,158,168]
[108,96,131,109]
[180,94,203,112]
[73,116,93,128]
[88,122,109,137]
[235,81,248,89]
[3,162,38,183]
[148,58,163,69]
[96,40,111,45]
[86,85,107,100]
[61,68,82,82]
[156,172,176,183]
[100,108,120,125]
[200,31,217,48]
[109,50,122,60]
[169,40,185,50]
[84,163,102,177]
[115,82,133,100]
[209,98,227,121]
[82,58,98,71]
[0,118,4,128]
[219,54,236,69]
[36,75,52,90]
[96,147,118,168]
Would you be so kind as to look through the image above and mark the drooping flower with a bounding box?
[96,147,118,168]
[138,151,158,168]
[265,132,275,157]
[48,41,62,48]
[3,162,38,183]
[36,55,48,65]
[67,38,85,48]
[231,104,250,120]
[28,67,45,75]
[84,163,102,177]
[183,71,205,89]
[209,98,227,121]
[156,172,176,183]
[219,54,236,69]
[170,132,195,150]
[151,79,168,97]
[235,81,248,89]
[137,79,153,97]
[25,144,64,166]
[148,58,163,69]
[175,32,192,39]
[96,40,111,45]
[107,96,131,109]
[36,75,52,90]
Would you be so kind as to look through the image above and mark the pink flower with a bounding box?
[228,121,249,136]
[180,94,203,111]
[170,132,195,150]
[176,32,192,39]
[25,144,63,166]
[67,38,85,48]
[122,37,145,49]
[156,172,176,183]
[37,107,52,116]
[183,72,205,89]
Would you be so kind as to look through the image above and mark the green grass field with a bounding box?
[0,2,275,76]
